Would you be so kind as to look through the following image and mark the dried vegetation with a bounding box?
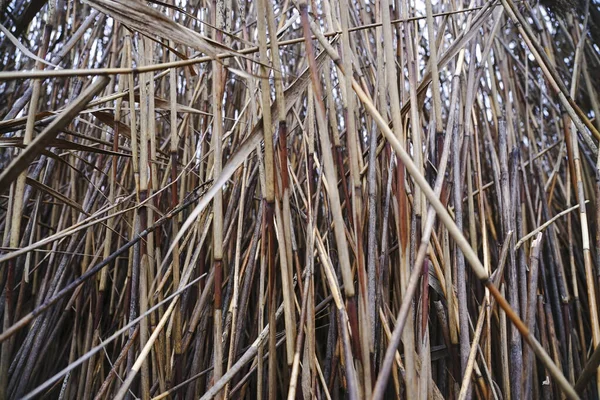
[1,0,600,398]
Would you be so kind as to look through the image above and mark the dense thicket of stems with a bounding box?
[1,0,600,398]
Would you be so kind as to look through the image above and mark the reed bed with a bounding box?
[0,0,599,398]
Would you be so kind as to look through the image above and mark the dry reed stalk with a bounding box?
[1,0,600,398]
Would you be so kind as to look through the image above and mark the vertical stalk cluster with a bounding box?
[0,0,599,399]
